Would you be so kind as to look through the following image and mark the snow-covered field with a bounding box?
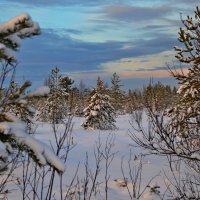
[7,114,171,199]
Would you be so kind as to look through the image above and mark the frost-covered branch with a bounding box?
[0,13,40,63]
[0,84,66,173]
[0,116,65,173]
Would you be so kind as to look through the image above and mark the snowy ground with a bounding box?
[6,114,173,199]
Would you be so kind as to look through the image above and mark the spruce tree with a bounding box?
[37,67,69,124]
[143,81,175,113]
[125,89,143,113]
[168,6,200,138]
[0,13,40,64]
[110,72,125,114]
[129,6,200,198]
[143,5,200,155]
[82,77,117,130]
[74,80,87,116]
[0,14,64,173]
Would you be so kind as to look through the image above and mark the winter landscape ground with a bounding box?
[1,2,200,200]
[3,114,171,200]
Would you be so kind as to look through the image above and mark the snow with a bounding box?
[82,91,116,130]
[142,191,161,200]
[0,141,8,159]
[0,13,39,35]
[174,46,183,52]
[91,110,98,116]
[0,43,15,60]
[25,86,50,97]
[0,115,65,172]
[0,13,29,33]
[0,13,40,62]
[0,44,6,51]
[1,114,175,199]
[2,111,197,200]
[6,33,21,46]
[0,142,8,171]
[18,21,40,36]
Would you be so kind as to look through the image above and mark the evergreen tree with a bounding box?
[143,81,175,113]
[74,80,89,116]
[0,13,40,64]
[130,7,200,198]
[168,6,200,139]
[82,77,117,130]
[110,72,125,114]
[43,68,75,114]
[59,73,75,114]
[125,89,143,113]
[37,67,69,123]
[0,14,64,173]
[59,75,74,93]
[4,80,36,133]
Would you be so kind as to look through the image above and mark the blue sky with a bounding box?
[1,0,199,89]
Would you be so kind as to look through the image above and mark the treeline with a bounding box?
[30,68,178,122]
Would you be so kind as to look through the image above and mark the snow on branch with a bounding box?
[25,86,50,98]
[0,43,15,61]
[0,13,40,63]
[0,13,40,36]
[0,115,65,173]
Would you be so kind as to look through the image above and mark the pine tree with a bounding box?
[143,81,175,113]
[74,80,87,116]
[0,14,64,173]
[125,89,143,113]
[0,13,40,64]
[168,6,200,138]
[4,80,36,133]
[82,77,117,130]
[129,6,200,198]
[37,67,69,124]
[59,75,74,93]
[110,72,125,114]
[57,68,75,114]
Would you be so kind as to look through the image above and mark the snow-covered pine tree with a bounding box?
[129,6,200,199]
[82,77,117,130]
[168,6,200,139]
[37,67,69,124]
[110,72,125,114]
[0,14,65,173]
[4,80,37,134]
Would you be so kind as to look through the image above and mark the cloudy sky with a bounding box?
[1,0,199,89]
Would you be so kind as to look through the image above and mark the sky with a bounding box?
[0,0,199,89]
